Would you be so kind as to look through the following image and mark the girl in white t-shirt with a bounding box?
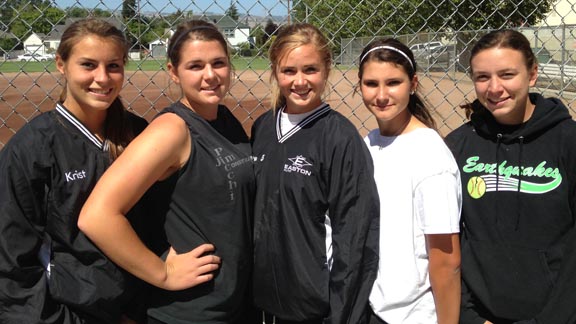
[358,38,462,324]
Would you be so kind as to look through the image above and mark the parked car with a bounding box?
[421,44,470,72]
[426,45,455,63]
[410,41,443,59]
[17,53,53,62]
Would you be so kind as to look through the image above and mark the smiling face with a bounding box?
[276,44,327,114]
[360,60,417,131]
[471,47,538,125]
[56,35,125,118]
[168,39,230,112]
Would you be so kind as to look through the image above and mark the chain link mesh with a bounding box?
[1,0,575,148]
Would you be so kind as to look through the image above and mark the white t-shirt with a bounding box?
[365,127,462,324]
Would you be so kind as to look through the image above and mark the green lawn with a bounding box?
[0,56,270,73]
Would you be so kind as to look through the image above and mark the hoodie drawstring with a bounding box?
[515,136,525,230]
[495,134,502,225]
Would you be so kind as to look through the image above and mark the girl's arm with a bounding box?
[78,113,220,291]
[427,233,461,324]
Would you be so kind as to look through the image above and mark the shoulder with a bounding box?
[254,109,274,124]
[315,109,362,142]
[414,129,459,171]
[324,108,356,128]
[444,121,474,149]
[363,129,380,146]
[445,121,474,139]
[125,111,148,134]
[415,128,448,148]
[557,119,576,156]
[118,112,191,177]
[148,111,189,142]
[0,112,60,170]
[216,104,245,128]
[4,112,58,151]
[132,106,191,160]
[217,104,235,118]
[252,109,274,132]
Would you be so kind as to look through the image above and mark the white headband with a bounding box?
[360,45,414,70]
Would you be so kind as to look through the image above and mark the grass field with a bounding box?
[0,56,271,73]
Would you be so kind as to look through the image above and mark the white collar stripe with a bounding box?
[56,104,103,149]
[275,110,283,140]
[276,103,330,143]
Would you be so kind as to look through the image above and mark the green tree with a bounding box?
[65,7,112,18]
[125,15,166,52]
[122,0,137,19]
[264,19,278,38]
[0,37,18,54]
[92,8,113,17]
[250,24,265,47]
[439,0,553,31]
[293,0,553,50]
[225,1,240,22]
[255,19,279,55]
[10,3,65,40]
[2,0,51,27]
[163,9,186,28]
[66,7,89,18]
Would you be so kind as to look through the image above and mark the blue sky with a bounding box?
[52,0,289,16]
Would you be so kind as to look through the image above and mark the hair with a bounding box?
[358,38,437,130]
[461,29,537,118]
[268,23,332,110]
[167,19,231,69]
[56,18,134,161]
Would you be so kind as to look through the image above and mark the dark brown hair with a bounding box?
[167,19,231,69]
[461,29,537,118]
[358,38,437,130]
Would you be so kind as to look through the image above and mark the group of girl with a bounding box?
[0,16,575,324]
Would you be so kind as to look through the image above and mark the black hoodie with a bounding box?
[445,93,576,324]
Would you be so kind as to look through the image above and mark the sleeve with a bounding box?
[324,131,380,324]
[0,145,80,324]
[415,160,461,234]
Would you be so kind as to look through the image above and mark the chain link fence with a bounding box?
[2,0,576,148]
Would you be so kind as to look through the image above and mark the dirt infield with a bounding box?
[4,68,570,149]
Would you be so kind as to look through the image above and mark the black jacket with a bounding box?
[0,104,148,324]
[251,104,380,324]
[446,93,576,324]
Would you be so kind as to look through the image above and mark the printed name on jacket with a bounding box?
[65,169,87,182]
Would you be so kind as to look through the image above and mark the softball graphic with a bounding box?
[467,176,486,199]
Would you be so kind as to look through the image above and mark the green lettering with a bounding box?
[463,156,480,173]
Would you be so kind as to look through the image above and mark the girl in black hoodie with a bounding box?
[446,29,576,324]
